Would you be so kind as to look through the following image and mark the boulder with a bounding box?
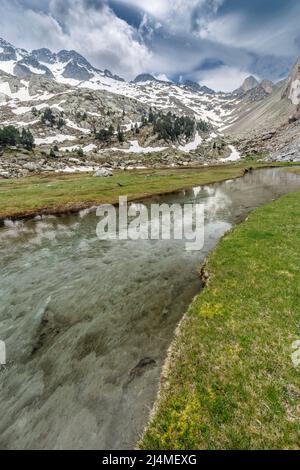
[94,168,113,177]
[23,162,40,172]
[289,106,300,124]
[0,171,10,178]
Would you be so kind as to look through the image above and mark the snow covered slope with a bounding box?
[0,37,240,132]
[1,36,297,155]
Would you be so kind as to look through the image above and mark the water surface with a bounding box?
[0,167,300,449]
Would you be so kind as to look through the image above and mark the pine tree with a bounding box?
[148,107,154,124]
[20,128,35,150]
[117,125,124,143]
[77,148,84,158]
[0,125,20,147]
[41,108,56,127]
[141,115,148,127]
[108,124,114,137]
[57,117,65,130]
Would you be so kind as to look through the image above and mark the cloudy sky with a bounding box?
[1,0,299,91]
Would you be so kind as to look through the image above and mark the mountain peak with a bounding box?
[32,48,56,64]
[57,50,92,66]
[260,79,274,94]
[103,69,125,82]
[182,80,215,94]
[0,37,129,85]
[241,76,259,92]
[0,37,29,66]
[0,37,13,48]
[232,75,259,96]
[133,73,158,83]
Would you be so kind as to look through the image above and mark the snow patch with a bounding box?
[179,132,203,152]
[25,64,46,75]
[122,121,142,132]
[220,145,241,162]
[0,80,31,102]
[83,143,97,152]
[65,119,91,134]
[87,111,102,117]
[35,135,77,145]
[0,60,16,75]
[60,143,97,153]
[111,140,167,154]
[56,165,96,174]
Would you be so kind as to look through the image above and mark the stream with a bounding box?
[1,167,300,449]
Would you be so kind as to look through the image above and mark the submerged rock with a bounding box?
[127,357,157,384]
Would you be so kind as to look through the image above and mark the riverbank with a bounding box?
[140,185,300,450]
[0,161,291,221]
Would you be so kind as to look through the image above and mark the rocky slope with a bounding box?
[225,57,300,162]
[0,37,243,177]
[1,36,300,175]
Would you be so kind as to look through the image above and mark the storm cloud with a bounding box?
[0,0,299,90]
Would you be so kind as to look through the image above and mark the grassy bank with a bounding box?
[0,163,255,220]
[140,190,300,450]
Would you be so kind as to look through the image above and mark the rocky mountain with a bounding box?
[0,37,243,139]
[1,35,300,176]
[0,38,124,85]
[232,75,275,100]
[181,80,215,95]
[233,76,259,95]
[133,74,160,83]
[260,79,274,94]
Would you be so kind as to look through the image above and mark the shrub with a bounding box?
[41,108,56,127]
[96,125,114,142]
[0,125,35,150]
[21,128,35,150]
[197,119,210,133]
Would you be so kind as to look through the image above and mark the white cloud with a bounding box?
[197,13,241,45]
[0,0,298,88]
[154,73,171,82]
[119,0,208,33]
[199,65,254,92]
[196,7,300,58]
[0,0,65,51]
[118,0,180,21]
[0,0,152,79]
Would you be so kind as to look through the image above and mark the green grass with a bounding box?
[140,190,300,450]
[0,164,257,219]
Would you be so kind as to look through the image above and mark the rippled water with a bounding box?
[1,167,300,449]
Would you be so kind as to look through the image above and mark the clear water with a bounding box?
[1,167,300,449]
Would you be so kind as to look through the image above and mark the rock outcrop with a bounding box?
[282,57,300,105]
[233,76,259,96]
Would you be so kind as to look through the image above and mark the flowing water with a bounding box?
[1,167,300,450]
